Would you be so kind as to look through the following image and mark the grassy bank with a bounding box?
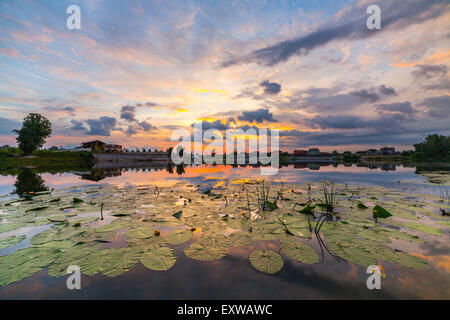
[0,148,94,170]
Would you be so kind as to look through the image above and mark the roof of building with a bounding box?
[82,140,106,146]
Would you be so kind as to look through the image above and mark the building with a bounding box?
[293,150,308,156]
[367,149,378,155]
[81,140,106,153]
[380,147,395,156]
[105,144,123,153]
[307,148,320,156]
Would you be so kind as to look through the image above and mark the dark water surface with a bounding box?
[0,164,449,299]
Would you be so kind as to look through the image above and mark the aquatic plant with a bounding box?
[0,179,446,284]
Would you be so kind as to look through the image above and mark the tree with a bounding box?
[13,113,52,155]
[414,134,450,160]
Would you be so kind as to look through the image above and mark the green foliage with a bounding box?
[373,205,392,219]
[342,153,361,162]
[0,150,93,172]
[0,147,23,157]
[13,113,52,155]
[414,134,450,160]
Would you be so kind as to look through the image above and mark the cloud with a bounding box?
[191,120,229,131]
[136,102,158,108]
[119,103,157,135]
[71,116,117,136]
[351,89,380,103]
[309,115,367,129]
[0,117,21,135]
[376,102,417,114]
[120,105,137,122]
[237,109,277,123]
[260,80,281,95]
[378,85,397,96]
[222,0,448,67]
[70,120,86,132]
[43,106,77,115]
[137,121,156,131]
[120,102,159,123]
[124,121,156,136]
[412,64,448,80]
[280,127,448,147]
[411,64,450,91]
[418,95,450,117]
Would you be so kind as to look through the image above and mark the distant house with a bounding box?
[105,144,122,153]
[81,140,106,153]
[307,148,320,156]
[343,151,352,155]
[367,149,378,155]
[380,147,395,156]
[293,150,308,156]
[70,146,91,152]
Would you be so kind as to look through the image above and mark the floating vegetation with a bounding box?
[249,249,284,274]
[140,247,176,271]
[0,180,448,286]
[373,205,392,219]
[184,235,230,261]
[405,222,443,236]
[0,235,25,250]
[165,229,193,245]
[357,203,368,209]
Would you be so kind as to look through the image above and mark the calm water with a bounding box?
[0,163,449,299]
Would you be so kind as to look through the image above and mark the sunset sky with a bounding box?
[0,0,449,152]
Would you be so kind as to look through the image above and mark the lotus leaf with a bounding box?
[140,246,176,271]
[165,229,193,245]
[249,250,284,274]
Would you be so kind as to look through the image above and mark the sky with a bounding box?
[0,0,449,152]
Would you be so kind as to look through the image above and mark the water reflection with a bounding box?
[75,164,187,182]
[2,162,449,198]
[13,168,48,197]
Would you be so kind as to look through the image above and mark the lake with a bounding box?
[0,163,449,299]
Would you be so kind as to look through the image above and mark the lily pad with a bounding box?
[126,226,155,239]
[47,215,68,222]
[165,229,193,245]
[110,212,133,217]
[280,238,319,264]
[95,219,131,233]
[405,222,443,236]
[0,247,60,286]
[0,235,26,249]
[140,246,176,271]
[373,205,392,219]
[173,211,183,219]
[249,249,284,274]
[184,235,230,261]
